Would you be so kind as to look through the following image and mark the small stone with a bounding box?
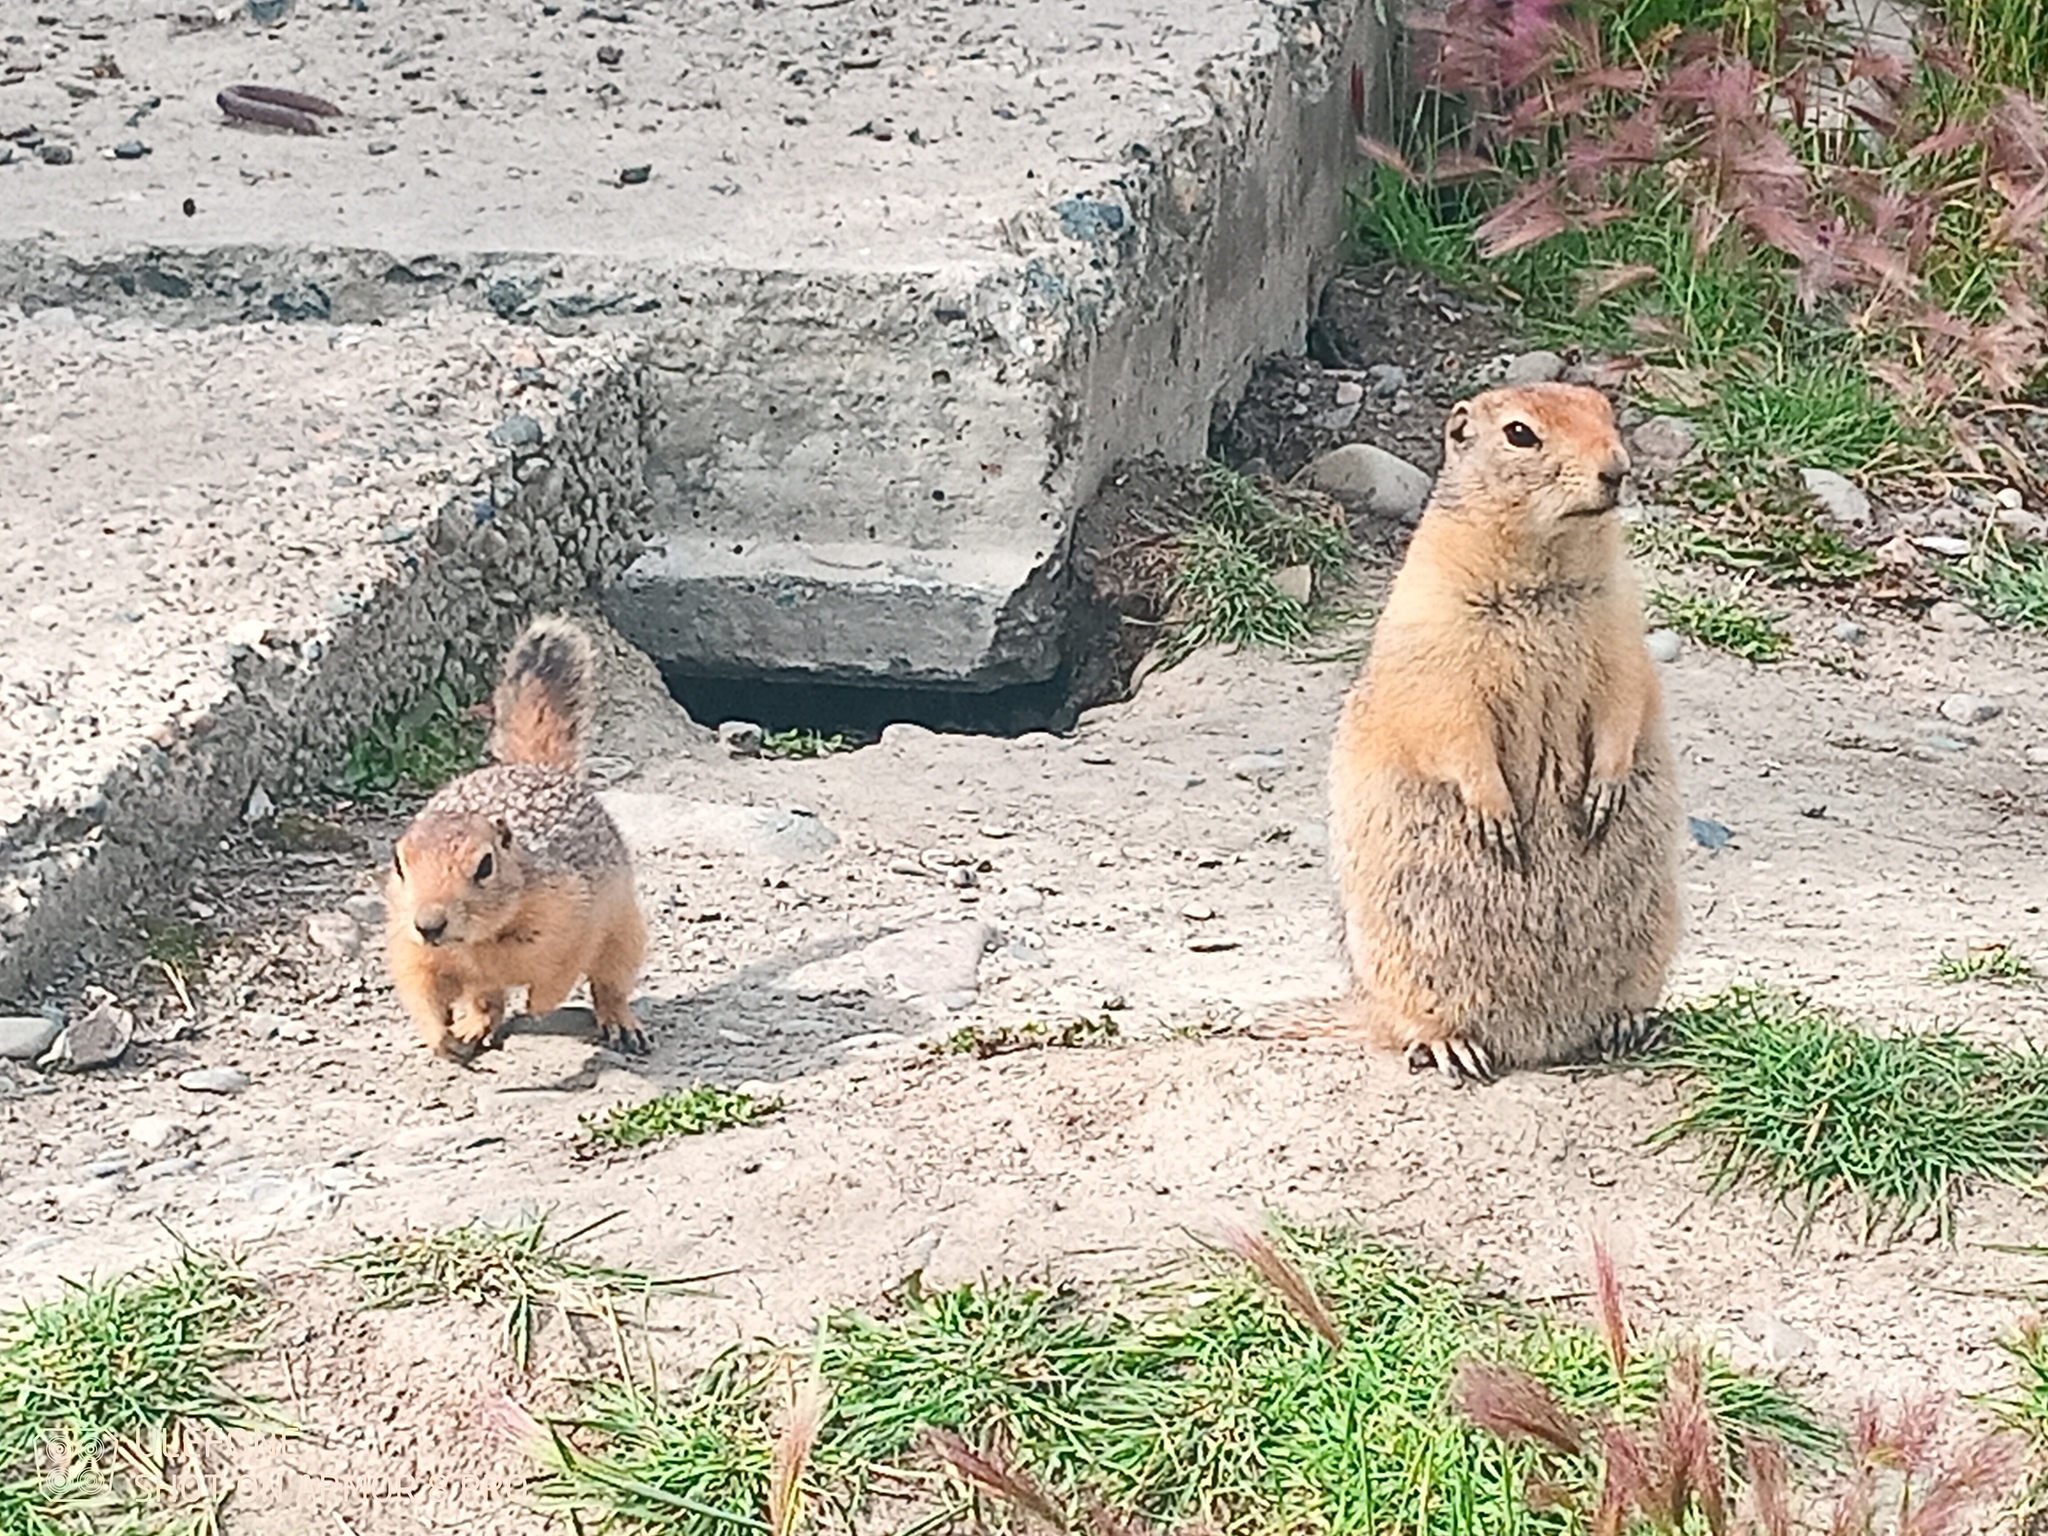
[88,1158,129,1179]
[343,893,386,928]
[2025,745,2048,767]
[1181,903,1216,921]
[306,911,362,958]
[1332,380,1364,407]
[1297,443,1432,526]
[1922,732,1974,753]
[1628,415,1700,475]
[0,1015,60,1061]
[717,720,764,757]
[1271,564,1313,604]
[618,163,652,185]
[368,140,397,155]
[38,143,73,165]
[597,43,623,65]
[1926,599,1989,634]
[487,414,543,450]
[112,139,149,160]
[997,887,1045,915]
[1832,619,1867,645]
[1800,467,1871,529]
[40,992,134,1072]
[1501,349,1566,385]
[129,1115,188,1151]
[1644,629,1681,664]
[1996,486,2026,511]
[1688,816,1734,851]
[1913,534,1972,558]
[178,1067,251,1096]
[1366,363,1407,397]
[1229,752,1288,782]
[243,785,274,824]
[1313,402,1361,431]
[1939,693,2001,726]
[976,822,1016,839]
[1994,504,2045,541]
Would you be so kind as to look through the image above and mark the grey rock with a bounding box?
[128,1114,188,1151]
[178,1066,251,1095]
[1332,380,1364,407]
[1270,564,1313,604]
[778,917,994,1008]
[243,785,275,824]
[113,140,150,160]
[487,414,544,450]
[1939,693,2001,726]
[1800,467,1871,529]
[1297,443,1432,526]
[1313,402,1360,431]
[1926,599,1989,634]
[1366,364,1408,397]
[39,992,134,1071]
[1913,534,1972,558]
[1832,619,1867,644]
[600,790,840,863]
[717,720,764,757]
[1628,415,1700,475]
[0,1014,60,1061]
[38,144,74,166]
[1921,732,1974,753]
[618,164,652,186]
[2025,745,2048,767]
[306,910,363,958]
[1500,349,1566,385]
[1644,629,1681,664]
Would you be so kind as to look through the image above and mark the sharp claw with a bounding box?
[1454,1038,1494,1082]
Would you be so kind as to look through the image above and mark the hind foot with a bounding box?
[1405,1036,1494,1085]
[592,988,650,1057]
[1592,1009,1667,1062]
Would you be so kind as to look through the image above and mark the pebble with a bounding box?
[1229,751,1288,783]
[1939,693,2001,726]
[997,887,1045,915]
[129,1114,188,1151]
[486,413,543,449]
[1181,903,1216,921]
[1799,467,1871,529]
[1644,629,1681,664]
[368,140,397,155]
[1271,564,1313,604]
[1500,349,1566,385]
[88,1158,129,1179]
[40,993,134,1072]
[619,164,652,186]
[1628,415,1700,475]
[1687,816,1734,851]
[0,1014,60,1061]
[1332,380,1364,407]
[1832,619,1867,645]
[243,785,275,823]
[2026,745,2048,767]
[178,1067,251,1096]
[112,140,149,160]
[1366,363,1408,397]
[1997,486,2026,511]
[717,720,765,757]
[1926,600,1989,634]
[1296,442,1432,526]
[39,143,73,165]
[306,911,362,958]
[1913,534,1973,558]
[1313,402,1361,431]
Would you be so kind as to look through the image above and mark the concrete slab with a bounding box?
[0,0,1380,687]
[0,301,651,1001]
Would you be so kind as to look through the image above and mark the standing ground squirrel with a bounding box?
[384,615,650,1060]
[1324,382,1680,1083]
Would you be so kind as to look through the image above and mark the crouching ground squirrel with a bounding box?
[1324,382,1680,1083]
[385,615,650,1060]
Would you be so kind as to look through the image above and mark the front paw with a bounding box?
[598,1015,650,1057]
[1582,777,1626,842]
[1465,804,1526,872]
[1405,1037,1494,1085]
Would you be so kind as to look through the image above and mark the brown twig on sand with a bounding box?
[218,83,342,134]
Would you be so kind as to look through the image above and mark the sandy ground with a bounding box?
[3,554,2048,1528]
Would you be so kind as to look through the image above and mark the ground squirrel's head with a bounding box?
[1437,383,1630,525]
[388,813,528,946]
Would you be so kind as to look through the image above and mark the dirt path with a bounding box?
[4,554,2048,1528]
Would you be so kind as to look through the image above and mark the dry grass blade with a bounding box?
[1590,1234,1631,1384]
[1743,1432,1795,1536]
[1449,1360,1586,1456]
[924,1426,1069,1532]
[1216,1224,1346,1349]
[768,1360,829,1536]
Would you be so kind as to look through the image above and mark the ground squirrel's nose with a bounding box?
[415,912,448,944]
[1598,457,1628,493]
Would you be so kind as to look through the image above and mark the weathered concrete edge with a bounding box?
[0,357,656,1007]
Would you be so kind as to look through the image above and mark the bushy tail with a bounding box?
[486,615,596,771]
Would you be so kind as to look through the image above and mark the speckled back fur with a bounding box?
[420,763,628,879]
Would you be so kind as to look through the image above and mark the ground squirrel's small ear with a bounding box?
[1444,402,1473,450]
[491,820,513,849]
[391,846,405,877]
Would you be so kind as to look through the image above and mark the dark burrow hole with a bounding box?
[660,661,1103,747]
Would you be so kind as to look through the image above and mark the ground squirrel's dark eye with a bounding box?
[1503,420,1541,449]
[475,852,495,882]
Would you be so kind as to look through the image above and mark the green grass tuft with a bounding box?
[927,1012,1122,1060]
[534,1223,1827,1536]
[1647,587,1791,662]
[334,680,485,802]
[1651,986,2048,1240]
[1933,943,2037,986]
[327,1211,714,1370]
[759,729,852,760]
[0,1247,272,1535]
[581,1085,783,1149]
[1950,528,2048,631]
[1163,465,1354,664]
